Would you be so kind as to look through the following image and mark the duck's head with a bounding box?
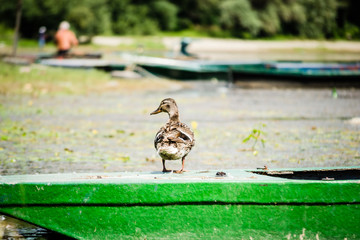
[150,98,179,120]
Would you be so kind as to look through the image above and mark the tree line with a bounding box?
[0,0,359,40]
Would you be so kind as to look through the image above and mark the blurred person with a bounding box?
[38,26,46,50]
[180,37,197,58]
[55,21,78,57]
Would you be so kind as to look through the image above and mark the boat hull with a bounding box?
[1,168,359,239]
[1,204,359,239]
[134,57,360,86]
[232,62,360,87]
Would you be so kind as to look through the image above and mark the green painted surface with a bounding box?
[1,168,360,239]
[2,205,359,239]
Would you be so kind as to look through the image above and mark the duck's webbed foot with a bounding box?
[174,156,186,174]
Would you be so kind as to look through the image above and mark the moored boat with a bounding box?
[232,61,360,87]
[1,167,359,239]
[34,53,360,86]
[132,56,360,86]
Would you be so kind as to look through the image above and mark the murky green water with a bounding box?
[0,81,359,175]
[1,80,359,238]
[0,214,73,239]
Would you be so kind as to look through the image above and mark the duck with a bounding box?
[150,98,195,173]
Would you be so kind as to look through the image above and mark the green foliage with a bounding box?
[113,5,159,35]
[0,24,13,43]
[345,23,360,39]
[257,3,281,36]
[67,6,95,34]
[220,0,261,38]
[172,0,221,27]
[151,1,178,31]
[66,0,112,36]
[243,124,267,151]
[298,0,337,38]
[20,0,70,38]
[0,0,358,39]
[277,1,307,36]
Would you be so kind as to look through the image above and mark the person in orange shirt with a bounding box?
[55,21,78,57]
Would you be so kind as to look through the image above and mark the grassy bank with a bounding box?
[0,62,184,96]
[0,62,111,95]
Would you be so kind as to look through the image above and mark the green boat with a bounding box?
[1,167,359,239]
[132,56,360,86]
[132,56,254,80]
[39,58,127,71]
[232,62,360,87]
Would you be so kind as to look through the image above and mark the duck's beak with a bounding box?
[150,108,162,115]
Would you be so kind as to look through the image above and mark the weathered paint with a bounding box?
[1,168,359,239]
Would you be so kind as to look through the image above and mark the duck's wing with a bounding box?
[155,123,195,149]
[154,126,166,150]
[175,123,195,147]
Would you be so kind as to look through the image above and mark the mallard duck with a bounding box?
[150,98,195,173]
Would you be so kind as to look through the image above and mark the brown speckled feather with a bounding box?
[154,122,195,153]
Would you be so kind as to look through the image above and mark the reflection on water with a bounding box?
[0,215,74,240]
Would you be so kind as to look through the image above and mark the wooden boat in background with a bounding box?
[1,167,359,239]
